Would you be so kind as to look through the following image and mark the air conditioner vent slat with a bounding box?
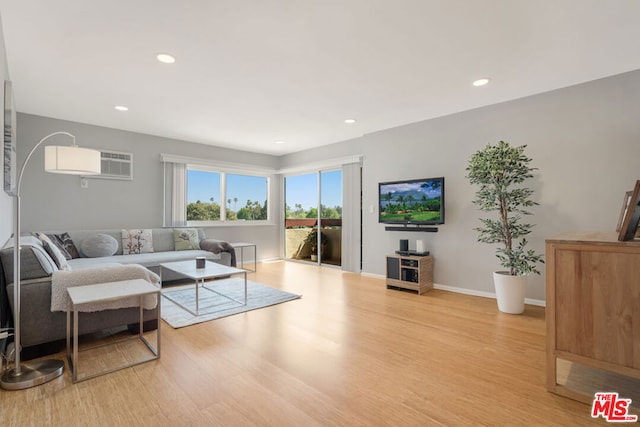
[86,150,133,180]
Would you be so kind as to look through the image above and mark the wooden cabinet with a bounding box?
[386,254,433,294]
[546,231,640,405]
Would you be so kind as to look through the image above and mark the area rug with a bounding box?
[160,278,301,328]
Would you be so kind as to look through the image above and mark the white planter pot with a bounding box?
[493,271,527,314]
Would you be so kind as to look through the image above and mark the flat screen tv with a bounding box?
[378,177,444,225]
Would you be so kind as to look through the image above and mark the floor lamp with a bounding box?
[0,131,101,390]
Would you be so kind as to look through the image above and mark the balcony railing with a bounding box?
[284,218,342,228]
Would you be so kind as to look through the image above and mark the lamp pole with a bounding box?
[1,132,96,390]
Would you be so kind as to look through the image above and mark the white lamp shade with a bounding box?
[44,145,101,175]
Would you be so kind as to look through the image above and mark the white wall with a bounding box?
[16,114,282,260]
[0,17,12,245]
[280,69,640,301]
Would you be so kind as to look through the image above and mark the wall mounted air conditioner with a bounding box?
[85,150,133,180]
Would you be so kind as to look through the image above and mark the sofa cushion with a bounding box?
[122,229,154,254]
[42,232,80,260]
[67,249,221,269]
[151,228,176,252]
[67,230,123,255]
[173,228,200,251]
[80,234,119,258]
[0,236,58,284]
[36,233,71,271]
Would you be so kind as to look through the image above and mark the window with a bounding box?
[226,174,268,221]
[186,168,269,223]
[187,170,221,221]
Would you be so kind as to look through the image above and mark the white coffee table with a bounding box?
[160,260,247,316]
[230,242,257,272]
[66,279,161,383]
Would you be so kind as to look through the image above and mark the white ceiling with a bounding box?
[1,1,640,155]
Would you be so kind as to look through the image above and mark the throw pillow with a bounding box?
[79,234,119,258]
[36,233,71,270]
[121,229,154,255]
[173,228,200,251]
[46,232,80,259]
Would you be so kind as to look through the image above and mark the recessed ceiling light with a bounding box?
[344,119,357,124]
[473,78,491,87]
[156,53,176,64]
[275,140,285,144]
[114,105,128,111]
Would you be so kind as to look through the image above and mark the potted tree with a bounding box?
[466,141,544,314]
[304,228,328,261]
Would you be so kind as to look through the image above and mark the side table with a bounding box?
[230,242,257,272]
[66,279,161,383]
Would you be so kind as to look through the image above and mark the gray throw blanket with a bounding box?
[200,239,237,267]
[51,264,160,312]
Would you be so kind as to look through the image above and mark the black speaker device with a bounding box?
[399,239,409,252]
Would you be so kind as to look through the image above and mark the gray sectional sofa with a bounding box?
[0,227,233,353]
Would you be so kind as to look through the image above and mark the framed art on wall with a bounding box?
[618,180,640,241]
[616,191,632,232]
[3,80,17,196]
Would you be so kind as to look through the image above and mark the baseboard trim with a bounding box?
[433,283,495,299]
[433,284,546,307]
[360,272,385,279]
[256,257,282,264]
[525,297,546,307]
[359,271,546,307]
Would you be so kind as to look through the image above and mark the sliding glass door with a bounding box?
[284,173,317,264]
[319,170,342,266]
[284,170,342,266]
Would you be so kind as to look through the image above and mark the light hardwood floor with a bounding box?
[1,261,607,426]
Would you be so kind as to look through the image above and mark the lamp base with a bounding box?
[0,359,64,390]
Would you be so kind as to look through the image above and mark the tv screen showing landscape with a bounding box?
[378,177,444,225]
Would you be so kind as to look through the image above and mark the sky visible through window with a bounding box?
[187,170,220,204]
[227,174,267,205]
[286,171,342,210]
[187,171,269,205]
[188,169,342,210]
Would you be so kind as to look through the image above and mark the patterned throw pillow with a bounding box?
[122,229,154,255]
[173,228,200,251]
[36,233,71,270]
[46,232,80,259]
